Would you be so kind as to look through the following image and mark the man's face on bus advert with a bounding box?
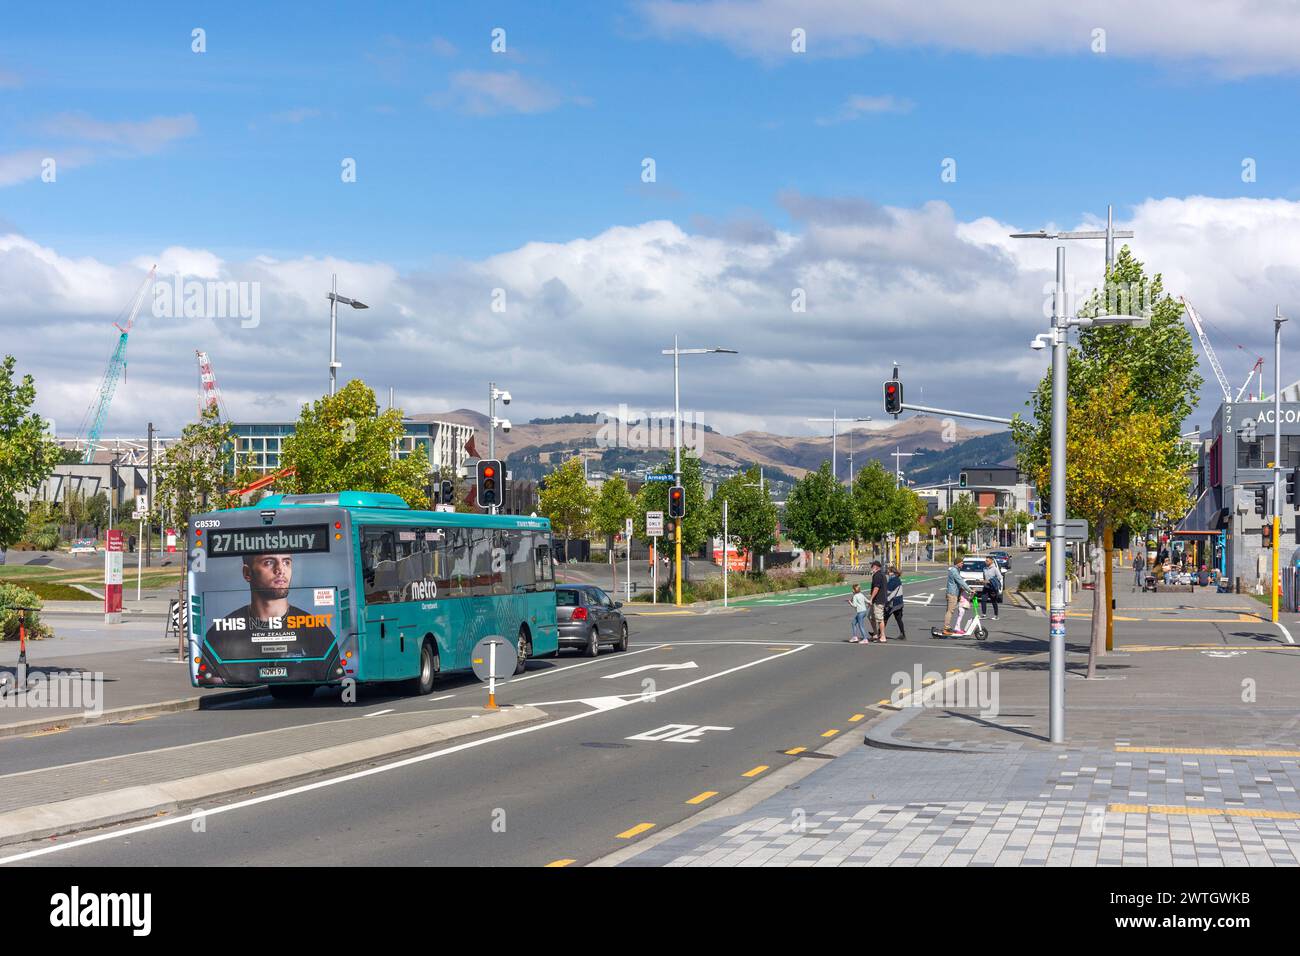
[242,553,292,599]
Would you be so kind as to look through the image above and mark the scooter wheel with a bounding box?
[977,626,988,641]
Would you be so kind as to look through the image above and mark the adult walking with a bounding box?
[883,565,907,640]
[868,560,889,643]
[943,556,971,634]
[847,584,870,643]
[982,555,1003,621]
[1132,550,1145,592]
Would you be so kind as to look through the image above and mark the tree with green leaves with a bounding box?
[280,380,430,508]
[592,474,636,587]
[0,356,60,552]
[706,466,778,572]
[939,494,982,542]
[537,456,594,560]
[784,461,855,563]
[1012,247,1200,673]
[637,455,711,579]
[154,405,234,530]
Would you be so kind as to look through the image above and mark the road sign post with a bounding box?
[472,636,513,710]
[647,511,663,603]
[104,530,124,624]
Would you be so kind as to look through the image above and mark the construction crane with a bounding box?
[1236,356,1264,402]
[1181,298,1232,404]
[196,350,230,420]
[78,266,157,463]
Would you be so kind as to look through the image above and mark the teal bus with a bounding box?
[187,491,558,699]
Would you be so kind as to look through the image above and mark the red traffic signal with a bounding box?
[668,484,685,518]
[884,379,903,416]
[477,459,502,508]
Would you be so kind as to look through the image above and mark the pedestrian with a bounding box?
[883,565,907,640]
[982,555,1003,620]
[847,584,870,643]
[868,560,888,642]
[943,556,971,634]
[1132,550,1145,592]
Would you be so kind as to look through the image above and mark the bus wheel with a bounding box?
[514,628,531,675]
[617,622,629,652]
[409,640,438,696]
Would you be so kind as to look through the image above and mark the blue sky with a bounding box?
[4,0,1295,267]
[4,1,1300,435]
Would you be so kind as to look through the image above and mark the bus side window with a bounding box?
[535,534,554,591]
[448,528,472,597]
[509,530,536,593]
[395,530,423,601]
[492,529,511,596]
[469,529,495,597]
[363,529,397,604]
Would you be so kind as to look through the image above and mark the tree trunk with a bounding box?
[1086,524,1107,679]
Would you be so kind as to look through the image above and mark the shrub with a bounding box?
[1017,570,1045,592]
[0,582,51,640]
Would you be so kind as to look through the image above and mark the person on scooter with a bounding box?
[943,557,972,634]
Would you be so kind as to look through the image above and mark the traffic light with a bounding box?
[1289,467,1300,508]
[959,472,968,489]
[668,485,685,519]
[477,459,502,509]
[945,517,954,532]
[1263,523,1274,548]
[883,378,903,416]
[1254,485,1267,517]
[440,479,454,505]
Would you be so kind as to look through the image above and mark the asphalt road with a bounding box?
[3,566,1045,866]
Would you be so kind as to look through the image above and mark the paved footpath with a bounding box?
[622,590,1300,866]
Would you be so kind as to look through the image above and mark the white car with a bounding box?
[959,557,993,592]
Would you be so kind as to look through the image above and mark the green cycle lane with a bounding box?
[727,572,942,608]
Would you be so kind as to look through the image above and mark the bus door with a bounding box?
[361,527,399,681]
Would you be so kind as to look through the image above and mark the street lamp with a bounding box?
[807,412,872,484]
[1027,245,1149,744]
[327,274,369,396]
[662,336,737,606]
[1271,307,1288,625]
[1010,203,1134,273]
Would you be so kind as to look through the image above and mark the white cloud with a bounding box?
[434,70,574,115]
[4,194,1298,437]
[640,0,1300,76]
[1,113,197,187]
[816,93,914,125]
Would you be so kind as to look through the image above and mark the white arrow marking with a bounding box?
[602,661,699,680]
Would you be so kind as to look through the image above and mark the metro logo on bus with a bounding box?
[408,579,438,601]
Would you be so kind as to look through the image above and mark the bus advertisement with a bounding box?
[188,491,557,700]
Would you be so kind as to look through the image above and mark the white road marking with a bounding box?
[602,661,698,679]
[364,709,394,717]
[1277,622,1296,645]
[527,695,635,711]
[0,643,812,864]
[428,694,455,702]
[508,643,667,684]
[626,723,732,743]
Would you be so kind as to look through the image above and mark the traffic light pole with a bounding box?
[1048,247,1068,745]
[673,338,682,607]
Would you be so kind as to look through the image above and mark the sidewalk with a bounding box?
[622,602,1300,866]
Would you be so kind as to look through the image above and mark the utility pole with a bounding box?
[1273,307,1287,624]
[808,412,872,484]
[145,422,154,567]
[891,446,914,488]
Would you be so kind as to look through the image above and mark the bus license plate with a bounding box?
[259,666,288,678]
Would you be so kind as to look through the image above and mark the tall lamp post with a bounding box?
[807,412,872,484]
[663,336,737,606]
[1273,307,1287,624]
[327,274,369,396]
[1028,246,1150,743]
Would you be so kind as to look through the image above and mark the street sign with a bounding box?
[908,530,920,544]
[644,473,674,483]
[646,511,664,536]
[1034,518,1090,542]
[625,517,634,538]
[104,529,124,624]
[137,494,148,513]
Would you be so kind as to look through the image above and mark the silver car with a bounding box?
[556,585,629,656]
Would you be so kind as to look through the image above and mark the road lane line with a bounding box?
[686,791,718,805]
[364,709,394,717]
[848,714,865,723]
[742,765,769,777]
[509,643,669,684]
[617,823,655,839]
[545,858,576,867]
[428,694,455,702]
[784,747,806,755]
[820,729,839,738]
[0,642,813,864]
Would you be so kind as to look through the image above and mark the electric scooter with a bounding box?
[931,593,989,641]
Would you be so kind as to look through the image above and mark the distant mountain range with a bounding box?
[411,409,1019,490]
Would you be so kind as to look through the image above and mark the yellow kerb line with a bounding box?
[821,729,840,738]
[545,859,576,867]
[848,713,865,722]
[686,791,718,805]
[785,747,807,755]
[742,765,769,778]
[1116,745,1300,757]
[616,823,655,839]
[1110,804,1300,820]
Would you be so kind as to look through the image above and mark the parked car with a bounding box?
[556,585,629,656]
[959,557,992,592]
[989,550,1012,571]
